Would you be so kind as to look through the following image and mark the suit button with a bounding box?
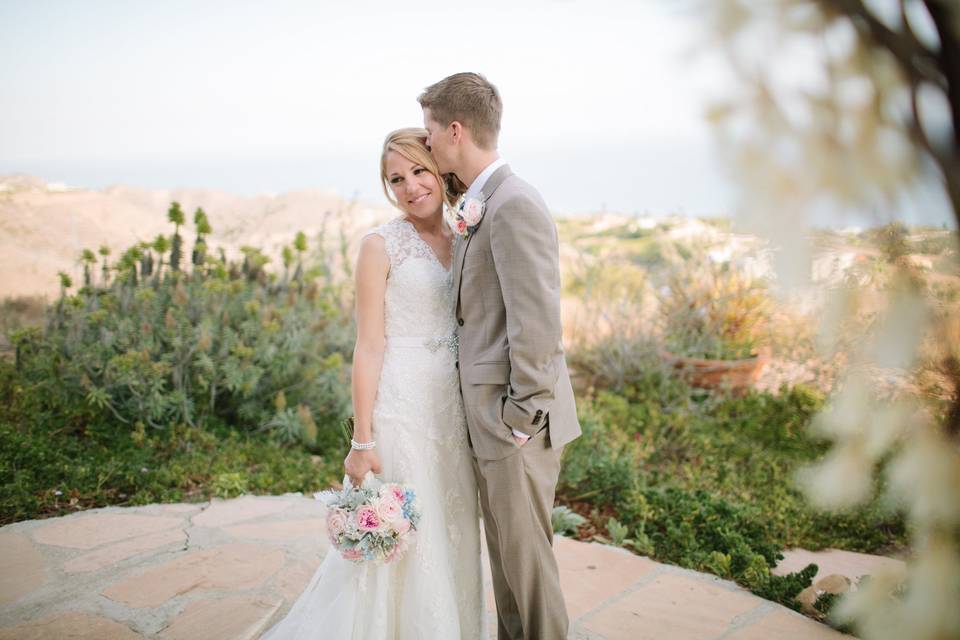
[455,361,459,369]
[457,318,464,326]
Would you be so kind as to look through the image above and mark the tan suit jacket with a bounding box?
[454,165,581,461]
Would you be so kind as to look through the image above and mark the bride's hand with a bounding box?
[344,449,382,488]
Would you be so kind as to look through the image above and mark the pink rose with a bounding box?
[455,219,467,235]
[355,505,381,532]
[381,484,406,504]
[462,198,484,226]
[326,509,347,541]
[377,496,403,523]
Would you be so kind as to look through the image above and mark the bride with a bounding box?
[260,128,485,639]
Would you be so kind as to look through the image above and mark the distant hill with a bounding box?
[0,175,393,299]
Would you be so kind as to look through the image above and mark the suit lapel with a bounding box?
[479,164,513,206]
[454,164,513,312]
[452,233,467,287]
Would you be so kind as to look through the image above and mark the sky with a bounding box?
[0,0,953,226]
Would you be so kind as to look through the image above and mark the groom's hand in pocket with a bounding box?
[344,449,382,487]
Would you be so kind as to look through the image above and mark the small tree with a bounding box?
[292,230,307,290]
[152,234,169,284]
[167,201,185,273]
[98,245,111,286]
[80,249,96,289]
[136,242,152,279]
[192,207,212,268]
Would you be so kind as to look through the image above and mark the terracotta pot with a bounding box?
[659,349,769,393]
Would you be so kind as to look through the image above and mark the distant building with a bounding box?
[812,251,858,284]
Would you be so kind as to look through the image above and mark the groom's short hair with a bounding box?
[418,72,502,150]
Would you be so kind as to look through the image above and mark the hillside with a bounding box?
[0,175,393,300]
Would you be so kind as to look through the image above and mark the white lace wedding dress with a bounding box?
[260,217,484,640]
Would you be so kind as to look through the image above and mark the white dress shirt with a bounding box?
[463,157,507,203]
[463,158,530,443]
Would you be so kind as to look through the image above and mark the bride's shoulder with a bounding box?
[359,218,405,266]
[356,231,389,278]
[365,216,408,239]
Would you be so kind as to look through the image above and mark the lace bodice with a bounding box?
[368,217,457,339]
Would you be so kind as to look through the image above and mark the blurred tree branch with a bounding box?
[705,2,960,634]
[821,0,959,227]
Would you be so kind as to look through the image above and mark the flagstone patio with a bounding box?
[0,494,876,639]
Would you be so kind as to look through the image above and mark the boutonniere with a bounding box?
[452,195,485,237]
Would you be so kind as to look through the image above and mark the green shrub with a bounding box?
[0,358,340,523]
[558,379,906,614]
[8,203,354,452]
[0,203,358,524]
[558,403,641,505]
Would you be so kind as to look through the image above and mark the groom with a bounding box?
[420,72,582,640]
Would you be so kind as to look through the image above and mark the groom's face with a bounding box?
[422,108,455,175]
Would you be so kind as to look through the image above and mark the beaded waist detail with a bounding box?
[385,335,459,355]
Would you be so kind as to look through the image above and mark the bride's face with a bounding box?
[384,151,443,219]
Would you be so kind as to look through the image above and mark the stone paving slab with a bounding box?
[555,535,660,620]
[0,532,46,605]
[31,513,184,550]
[101,543,287,608]
[0,495,858,639]
[156,595,282,640]
[775,547,906,584]
[577,572,759,640]
[726,610,850,640]
[64,529,187,574]
[0,611,141,640]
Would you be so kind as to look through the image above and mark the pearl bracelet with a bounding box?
[350,439,376,451]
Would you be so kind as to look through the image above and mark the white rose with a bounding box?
[462,199,484,226]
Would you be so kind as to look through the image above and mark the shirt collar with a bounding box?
[463,157,507,203]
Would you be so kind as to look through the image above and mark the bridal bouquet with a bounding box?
[315,473,422,565]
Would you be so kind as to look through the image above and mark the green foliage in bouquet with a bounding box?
[658,252,771,361]
[9,202,355,450]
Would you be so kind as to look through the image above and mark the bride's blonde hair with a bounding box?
[380,128,465,210]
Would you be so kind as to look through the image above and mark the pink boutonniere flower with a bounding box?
[451,195,485,237]
[462,198,484,226]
